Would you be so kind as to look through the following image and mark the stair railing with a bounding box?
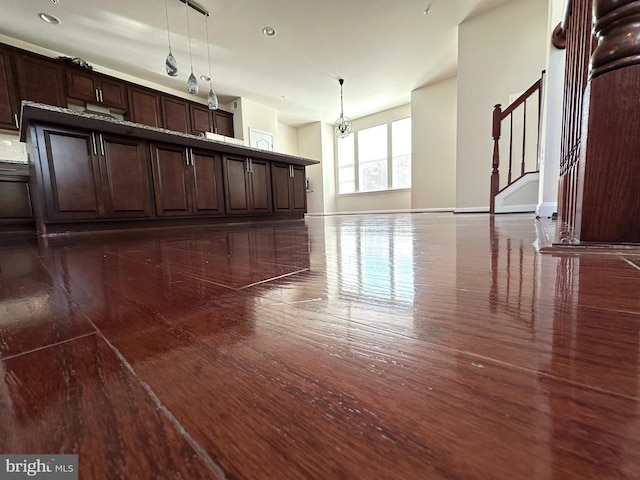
[490,71,545,214]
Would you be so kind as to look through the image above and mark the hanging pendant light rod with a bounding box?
[178,0,209,17]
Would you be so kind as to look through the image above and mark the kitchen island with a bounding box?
[20,102,319,235]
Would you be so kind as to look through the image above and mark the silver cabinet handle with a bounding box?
[98,134,105,156]
[99,90,104,103]
[14,113,19,129]
[249,159,253,173]
[95,89,100,102]
[91,133,97,156]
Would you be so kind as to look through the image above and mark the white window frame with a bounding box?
[336,116,411,194]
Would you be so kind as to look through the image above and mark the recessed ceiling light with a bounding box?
[262,26,277,37]
[50,0,60,4]
[200,75,211,82]
[39,13,61,24]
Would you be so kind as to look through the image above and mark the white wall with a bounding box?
[537,0,566,218]
[298,122,325,215]
[277,123,299,156]
[231,97,279,146]
[411,76,457,210]
[456,0,548,212]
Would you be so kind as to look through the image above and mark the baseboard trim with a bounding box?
[454,207,490,214]
[536,202,558,218]
[306,208,454,216]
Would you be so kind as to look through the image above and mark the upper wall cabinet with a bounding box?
[189,104,235,137]
[0,42,233,136]
[214,110,234,137]
[161,96,190,134]
[65,69,128,110]
[190,104,214,135]
[0,49,19,130]
[128,86,162,128]
[0,47,66,130]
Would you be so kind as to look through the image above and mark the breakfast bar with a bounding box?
[20,102,319,235]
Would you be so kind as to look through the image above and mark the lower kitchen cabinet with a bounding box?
[31,125,153,223]
[99,133,154,218]
[150,143,225,217]
[34,125,103,220]
[272,163,307,213]
[23,105,316,235]
[0,163,32,228]
[223,156,272,215]
[191,149,225,215]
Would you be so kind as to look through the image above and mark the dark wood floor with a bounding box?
[1,213,639,479]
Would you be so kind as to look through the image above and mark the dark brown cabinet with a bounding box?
[0,46,66,132]
[128,86,162,127]
[190,104,214,134]
[0,163,32,228]
[161,96,190,134]
[223,156,272,215]
[0,49,19,130]
[272,163,307,213]
[65,69,127,110]
[214,110,234,137]
[150,143,224,217]
[32,125,152,222]
[191,149,225,215]
[13,53,66,108]
[97,133,154,218]
[189,104,235,137]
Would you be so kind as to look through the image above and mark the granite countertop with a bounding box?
[19,101,320,167]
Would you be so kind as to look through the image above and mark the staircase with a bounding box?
[490,72,545,214]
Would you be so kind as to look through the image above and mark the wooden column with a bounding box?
[574,0,640,242]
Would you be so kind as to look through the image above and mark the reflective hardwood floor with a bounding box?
[1,213,639,479]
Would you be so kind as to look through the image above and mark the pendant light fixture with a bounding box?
[204,14,219,110]
[334,78,352,138]
[185,0,198,94]
[163,0,178,76]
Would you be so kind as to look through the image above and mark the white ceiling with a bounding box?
[0,0,511,126]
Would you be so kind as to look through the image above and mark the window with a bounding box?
[337,117,411,193]
[337,135,355,194]
[392,118,412,189]
[358,124,388,192]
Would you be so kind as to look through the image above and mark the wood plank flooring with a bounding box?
[1,213,639,479]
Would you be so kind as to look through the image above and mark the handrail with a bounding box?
[561,0,572,32]
[490,72,545,214]
[500,78,542,118]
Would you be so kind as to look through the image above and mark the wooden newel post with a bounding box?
[490,104,502,214]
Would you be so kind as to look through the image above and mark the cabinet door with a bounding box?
[35,126,103,220]
[0,49,19,130]
[223,156,251,215]
[128,87,162,127]
[14,54,66,107]
[98,134,153,218]
[161,96,190,133]
[98,77,127,110]
[0,177,32,222]
[191,150,225,215]
[190,104,213,134]
[65,69,98,103]
[271,163,291,213]
[249,158,272,214]
[291,165,307,212]
[214,110,234,137]
[150,143,191,216]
